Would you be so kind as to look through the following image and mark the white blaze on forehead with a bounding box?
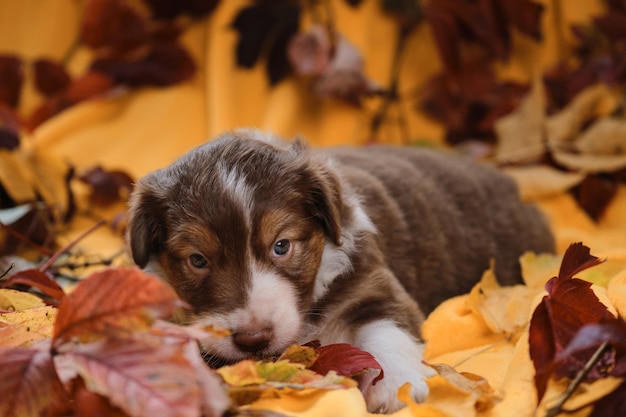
[193,262,302,360]
[216,161,255,223]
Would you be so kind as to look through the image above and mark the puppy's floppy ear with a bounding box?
[126,172,168,268]
[291,138,343,246]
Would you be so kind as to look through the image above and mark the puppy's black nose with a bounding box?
[233,328,273,353]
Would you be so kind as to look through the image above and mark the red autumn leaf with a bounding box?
[500,0,544,41]
[33,59,72,97]
[572,174,618,221]
[28,71,114,129]
[90,41,196,87]
[55,335,228,417]
[0,102,21,150]
[420,60,528,144]
[310,343,384,384]
[0,347,66,417]
[141,0,220,19]
[232,3,301,85]
[0,54,23,108]
[424,0,543,74]
[529,242,614,403]
[594,12,626,42]
[81,0,148,53]
[1,268,65,304]
[556,319,626,378]
[79,166,134,206]
[53,267,184,346]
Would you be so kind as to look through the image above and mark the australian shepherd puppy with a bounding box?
[127,129,554,412]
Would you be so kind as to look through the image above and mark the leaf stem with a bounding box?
[543,341,609,417]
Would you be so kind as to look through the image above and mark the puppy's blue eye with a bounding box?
[189,254,208,268]
[273,239,291,256]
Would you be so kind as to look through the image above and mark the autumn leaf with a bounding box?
[55,334,228,417]
[1,268,65,304]
[0,305,57,348]
[426,362,501,413]
[53,267,184,345]
[79,165,134,207]
[232,3,301,85]
[0,347,66,417]
[141,0,220,19]
[0,54,23,108]
[529,242,615,402]
[0,288,46,311]
[28,71,115,129]
[90,41,196,87]
[310,343,384,384]
[81,0,148,53]
[467,263,535,339]
[33,59,72,98]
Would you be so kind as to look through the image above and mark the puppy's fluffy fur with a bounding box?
[127,130,554,412]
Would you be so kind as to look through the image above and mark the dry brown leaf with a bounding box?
[575,117,626,155]
[503,165,585,200]
[551,150,626,173]
[494,77,546,164]
[546,83,616,145]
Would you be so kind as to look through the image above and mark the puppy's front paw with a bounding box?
[362,360,432,413]
[354,320,435,413]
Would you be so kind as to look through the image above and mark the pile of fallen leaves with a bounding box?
[2,241,626,416]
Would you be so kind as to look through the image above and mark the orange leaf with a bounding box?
[55,334,227,417]
[0,347,66,417]
[53,267,184,345]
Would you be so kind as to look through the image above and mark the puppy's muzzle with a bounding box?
[232,327,274,353]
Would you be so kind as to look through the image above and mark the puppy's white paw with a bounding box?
[354,320,435,413]
[362,360,432,413]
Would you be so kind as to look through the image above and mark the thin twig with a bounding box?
[0,221,55,257]
[370,27,409,143]
[38,220,106,272]
[0,263,14,280]
[543,341,610,417]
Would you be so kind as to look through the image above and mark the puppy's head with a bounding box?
[127,131,343,362]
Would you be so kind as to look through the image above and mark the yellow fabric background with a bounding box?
[3,1,626,417]
[0,0,605,178]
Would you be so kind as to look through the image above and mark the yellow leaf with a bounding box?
[0,305,57,347]
[24,144,71,216]
[467,265,535,339]
[519,251,562,290]
[0,288,46,311]
[608,268,626,318]
[278,344,319,367]
[217,360,266,386]
[426,363,501,413]
[0,150,37,202]
[423,296,503,360]
[396,383,450,417]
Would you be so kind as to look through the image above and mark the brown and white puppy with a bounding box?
[127,129,554,412]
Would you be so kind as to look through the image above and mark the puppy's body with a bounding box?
[128,131,554,412]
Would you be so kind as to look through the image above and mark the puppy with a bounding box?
[127,130,554,412]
